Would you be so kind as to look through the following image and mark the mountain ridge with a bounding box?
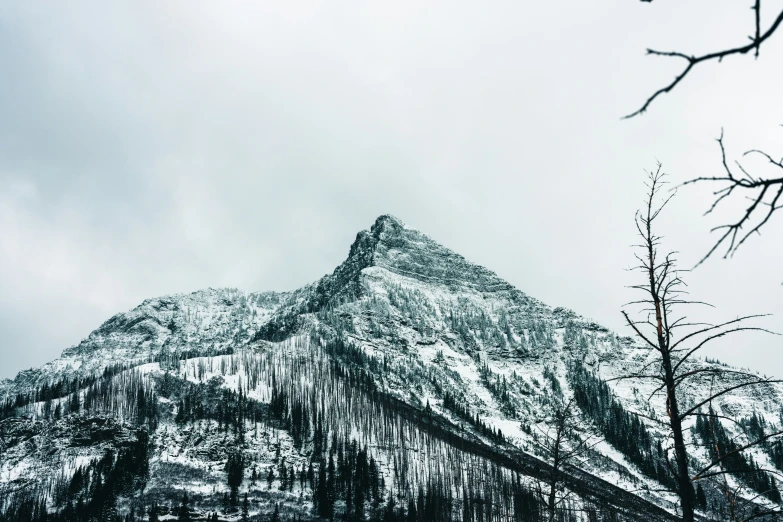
[1,215,781,521]
[2,214,547,392]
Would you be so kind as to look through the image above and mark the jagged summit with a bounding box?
[344,214,518,293]
[254,214,534,341]
[371,213,405,230]
[346,214,409,265]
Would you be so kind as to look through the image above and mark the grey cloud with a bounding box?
[1,0,781,378]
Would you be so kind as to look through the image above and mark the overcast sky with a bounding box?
[1,1,782,380]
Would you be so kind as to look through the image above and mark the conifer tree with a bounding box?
[316,458,333,518]
[240,493,249,522]
[696,483,707,510]
[177,492,191,522]
[308,461,315,491]
[226,452,245,506]
[267,467,275,490]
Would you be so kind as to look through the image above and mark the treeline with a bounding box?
[0,362,133,421]
[2,332,629,521]
[82,369,159,430]
[1,430,150,522]
[171,335,551,520]
[309,430,542,522]
[739,411,783,476]
[0,340,240,422]
[478,362,515,418]
[567,362,677,490]
[442,391,505,443]
[693,409,781,503]
[312,436,384,520]
[0,366,159,431]
[164,372,262,444]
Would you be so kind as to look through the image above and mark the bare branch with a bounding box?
[671,323,777,374]
[679,379,783,421]
[669,313,771,353]
[625,7,783,118]
[682,131,783,266]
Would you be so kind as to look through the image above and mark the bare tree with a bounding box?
[533,397,599,522]
[626,1,783,119]
[616,165,783,522]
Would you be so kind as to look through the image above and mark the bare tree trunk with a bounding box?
[547,462,558,522]
[662,357,694,522]
[643,180,695,522]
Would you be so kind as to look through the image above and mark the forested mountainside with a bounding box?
[2,215,782,522]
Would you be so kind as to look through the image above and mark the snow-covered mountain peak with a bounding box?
[344,214,520,294]
[3,217,782,522]
[369,213,405,233]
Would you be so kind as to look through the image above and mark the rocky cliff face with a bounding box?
[1,215,781,521]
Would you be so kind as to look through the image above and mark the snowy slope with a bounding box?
[1,215,781,521]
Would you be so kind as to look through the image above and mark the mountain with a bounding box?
[1,214,781,522]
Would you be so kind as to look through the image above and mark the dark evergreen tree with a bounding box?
[241,493,249,522]
[308,461,316,491]
[225,452,245,506]
[406,497,417,522]
[148,502,160,522]
[178,492,192,522]
[267,467,275,490]
[316,457,333,519]
[696,483,707,510]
